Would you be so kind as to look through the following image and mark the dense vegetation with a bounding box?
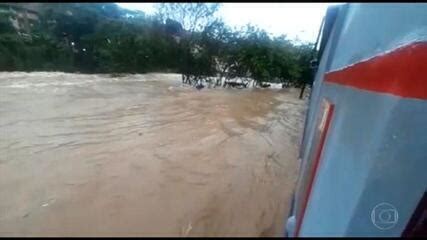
[0,3,316,88]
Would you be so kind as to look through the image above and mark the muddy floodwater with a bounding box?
[0,72,306,237]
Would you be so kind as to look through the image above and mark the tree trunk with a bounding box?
[299,83,306,99]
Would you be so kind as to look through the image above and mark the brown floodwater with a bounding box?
[0,72,306,237]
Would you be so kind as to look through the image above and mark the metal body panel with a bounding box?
[302,85,427,237]
[290,3,427,237]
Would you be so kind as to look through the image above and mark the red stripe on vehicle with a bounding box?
[295,102,335,237]
[325,42,427,100]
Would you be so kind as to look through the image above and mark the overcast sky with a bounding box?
[117,3,339,43]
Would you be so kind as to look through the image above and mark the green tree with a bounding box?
[156,3,220,32]
[0,2,317,94]
[155,3,221,85]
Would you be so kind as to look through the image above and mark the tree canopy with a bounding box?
[0,3,316,88]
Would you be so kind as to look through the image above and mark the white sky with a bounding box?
[117,3,340,43]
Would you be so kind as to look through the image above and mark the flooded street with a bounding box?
[0,72,306,236]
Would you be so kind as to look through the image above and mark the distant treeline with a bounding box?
[0,3,316,87]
